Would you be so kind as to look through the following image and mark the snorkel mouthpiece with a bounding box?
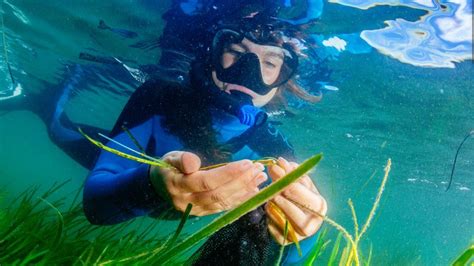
[208,87,267,127]
[238,104,267,127]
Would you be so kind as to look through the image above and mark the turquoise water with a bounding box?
[0,0,472,265]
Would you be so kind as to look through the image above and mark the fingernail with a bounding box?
[257,173,268,184]
[253,163,264,175]
[240,160,253,170]
[277,157,285,164]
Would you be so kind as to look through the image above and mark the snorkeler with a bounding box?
[83,9,327,265]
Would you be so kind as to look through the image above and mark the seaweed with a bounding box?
[275,220,290,266]
[268,200,302,256]
[452,244,474,266]
[3,126,392,265]
[0,182,177,265]
[80,127,280,170]
[79,128,171,168]
[0,152,323,264]
[303,228,330,266]
[299,159,392,266]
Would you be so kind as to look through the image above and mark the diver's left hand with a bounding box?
[266,157,327,245]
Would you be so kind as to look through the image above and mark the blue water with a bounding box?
[0,0,472,265]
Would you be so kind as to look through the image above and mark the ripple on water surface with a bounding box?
[329,0,473,68]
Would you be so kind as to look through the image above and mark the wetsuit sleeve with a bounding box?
[83,79,172,225]
[83,118,168,225]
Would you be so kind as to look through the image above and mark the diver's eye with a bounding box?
[264,61,276,69]
[229,49,244,56]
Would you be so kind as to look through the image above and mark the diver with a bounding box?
[83,11,327,265]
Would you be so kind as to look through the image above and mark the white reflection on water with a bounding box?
[329,0,473,68]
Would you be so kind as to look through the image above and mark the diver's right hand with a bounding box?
[149,151,267,216]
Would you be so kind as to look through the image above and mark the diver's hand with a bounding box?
[150,151,267,216]
[266,157,327,245]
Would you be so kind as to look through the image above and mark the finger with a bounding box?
[189,204,223,216]
[201,187,260,212]
[268,164,286,181]
[188,185,263,215]
[162,151,201,174]
[298,175,313,189]
[181,160,262,192]
[180,152,202,174]
[272,195,323,237]
[282,183,327,217]
[288,161,320,194]
[190,170,267,206]
[298,175,318,193]
[289,162,299,169]
[277,157,293,173]
[267,220,295,246]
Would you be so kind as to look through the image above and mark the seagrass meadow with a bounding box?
[0,0,472,265]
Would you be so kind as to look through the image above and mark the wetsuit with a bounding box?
[83,78,318,264]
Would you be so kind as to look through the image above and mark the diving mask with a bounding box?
[212,29,298,96]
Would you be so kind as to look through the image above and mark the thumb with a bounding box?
[163,151,201,174]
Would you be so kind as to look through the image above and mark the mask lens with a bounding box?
[212,29,298,89]
[257,44,297,87]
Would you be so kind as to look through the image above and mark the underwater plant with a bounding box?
[0,181,189,265]
[0,156,321,264]
[452,244,474,266]
[1,125,392,265]
[297,159,392,266]
[0,143,323,264]
[79,128,392,265]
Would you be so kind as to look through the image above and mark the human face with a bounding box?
[213,38,288,107]
[222,38,285,85]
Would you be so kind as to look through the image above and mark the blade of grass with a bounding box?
[268,201,301,256]
[328,233,342,266]
[38,197,64,249]
[304,228,329,266]
[19,249,49,266]
[165,203,193,249]
[452,244,474,266]
[275,220,290,266]
[364,243,373,266]
[121,125,145,153]
[78,128,170,168]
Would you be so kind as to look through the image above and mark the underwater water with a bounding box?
[0,0,472,265]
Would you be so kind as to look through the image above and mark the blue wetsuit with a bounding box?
[83,78,318,264]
